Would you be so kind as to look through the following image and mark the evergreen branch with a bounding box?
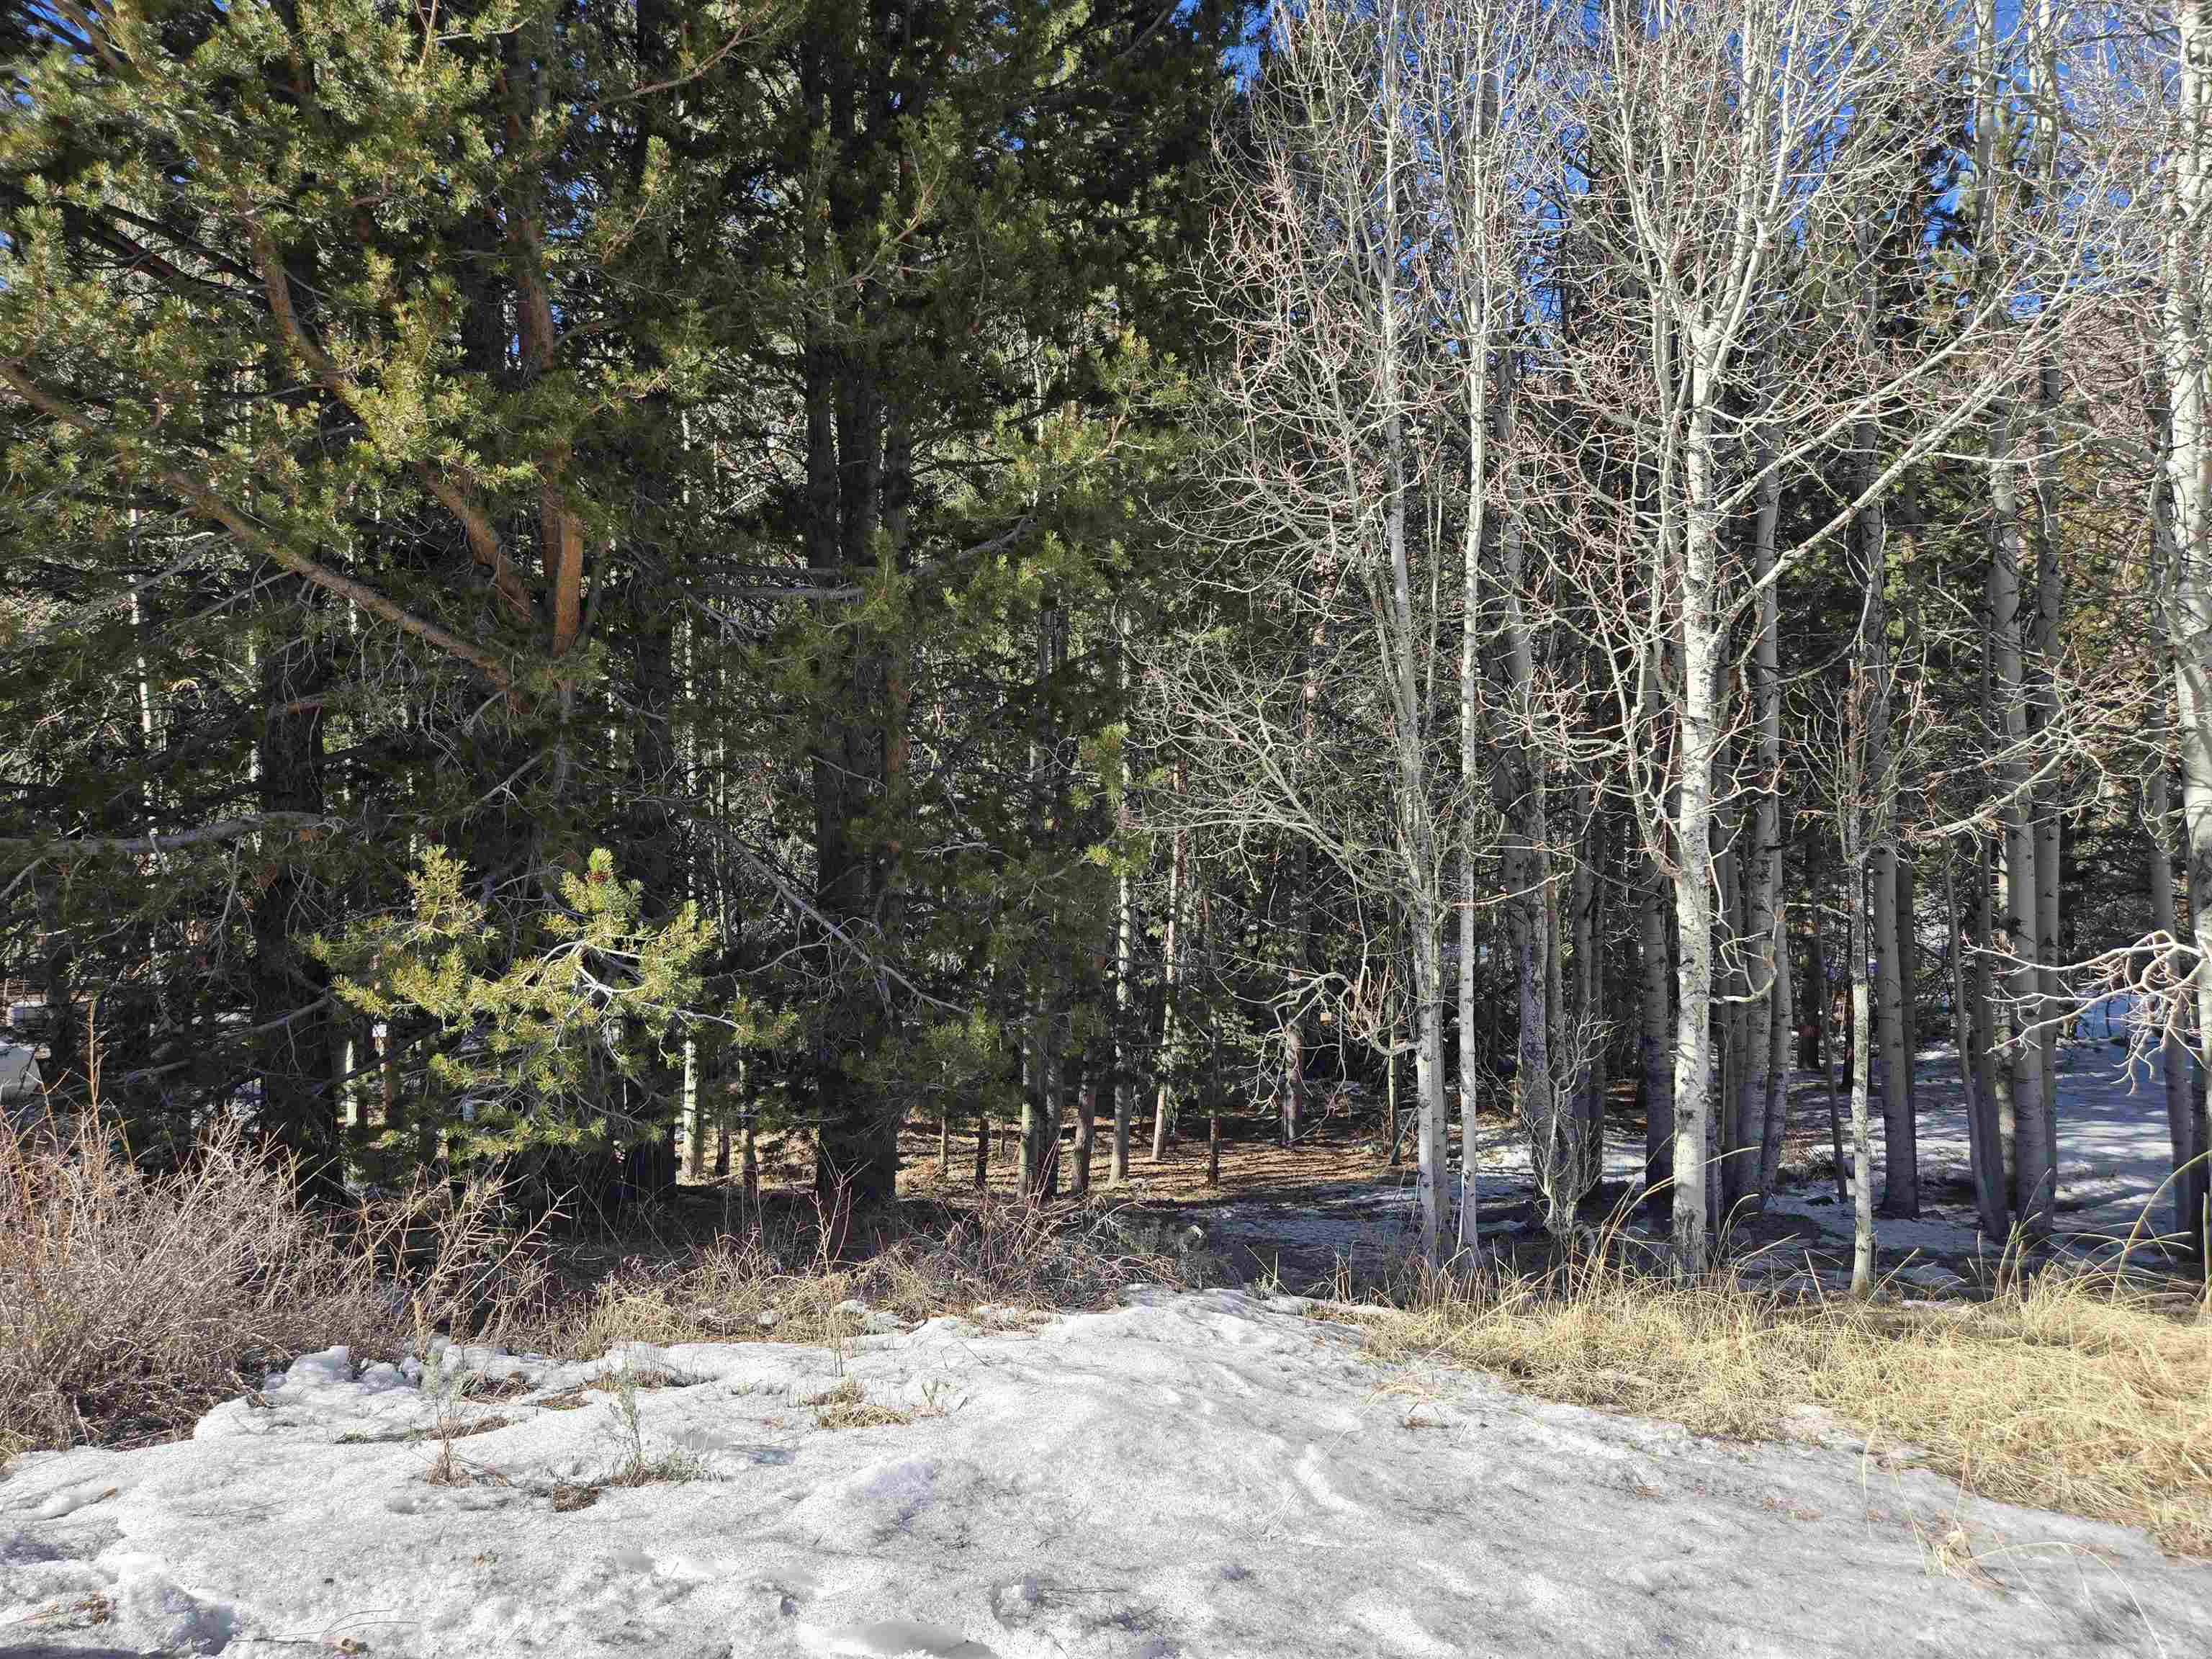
[246,229,540,634]
[0,813,334,857]
[0,361,513,688]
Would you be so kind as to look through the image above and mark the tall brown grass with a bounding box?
[0,1114,1202,1462]
[1323,1238,2212,1555]
[0,1113,544,1462]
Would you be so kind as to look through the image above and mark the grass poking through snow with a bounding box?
[1322,1239,2212,1555]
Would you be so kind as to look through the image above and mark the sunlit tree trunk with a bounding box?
[2158,0,2212,1257]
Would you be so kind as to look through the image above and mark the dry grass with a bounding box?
[809,1375,914,1431]
[0,1112,547,1462]
[1325,1239,2212,1555]
[548,1196,1208,1357]
[0,1103,1197,1465]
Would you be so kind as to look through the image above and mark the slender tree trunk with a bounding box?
[2152,367,2211,1251]
[1152,802,1189,1164]
[1874,835,1913,1215]
[1480,350,1559,1241]
[1072,1061,1097,1198]
[1848,857,1879,1297]
[2030,307,2066,1237]
[1568,796,1600,1209]
[1386,1018,1404,1168]
[1364,53,1448,1267]
[1809,897,1847,1204]
[741,1111,760,1231]
[1858,441,1915,1218]
[1639,840,1674,1223]
[1112,613,1138,1184]
[1743,431,1784,1213]
[1758,886,1791,1202]
[1580,806,1610,1208]
[1948,855,2008,1238]
[1991,393,2054,1241]
[2157,0,2212,1231]
[1671,395,1722,1276]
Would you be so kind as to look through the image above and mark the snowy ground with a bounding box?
[4,1289,2208,1659]
[1198,1024,2197,1291]
[1761,1030,2195,1280]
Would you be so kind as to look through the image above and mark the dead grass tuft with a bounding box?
[0,1112,548,1462]
[807,1375,929,1431]
[1325,1234,2212,1555]
[547,1197,1202,1357]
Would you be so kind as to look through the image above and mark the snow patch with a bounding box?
[2,1290,2205,1658]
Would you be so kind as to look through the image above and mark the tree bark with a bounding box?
[2152,352,2210,1251]
[2157,0,2212,1241]
[1742,428,1784,1213]
[1848,858,1879,1297]
[1640,841,1675,1223]
[1948,854,2008,1238]
[1990,392,2054,1241]
[1151,804,1189,1163]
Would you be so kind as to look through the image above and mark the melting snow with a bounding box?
[3,1290,2206,1658]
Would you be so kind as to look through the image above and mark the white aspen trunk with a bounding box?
[1457,871,1480,1250]
[1848,857,1879,1296]
[1455,69,1498,1254]
[2161,0,2212,1259]
[1021,596,1063,1202]
[1669,327,1725,1276]
[1112,613,1137,1184]
[1376,11,1446,1266]
[1712,803,1740,1233]
[682,1037,703,1181]
[1151,811,1188,1164]
[1990,837,2020,1196]
[1845,463,1894,1292]
[1285,611,1316,1152]
[1457,426,1480,1249]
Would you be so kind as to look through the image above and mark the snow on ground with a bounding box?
[1202,1024,2196,1285]
[4,1290,2208,1659]
[1762,1030,2194,1270]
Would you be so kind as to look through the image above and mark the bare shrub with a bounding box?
[0,1112,545,1461]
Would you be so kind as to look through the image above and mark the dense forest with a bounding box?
[2,0,2208,1298]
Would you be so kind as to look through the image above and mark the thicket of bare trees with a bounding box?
[1154,0,2208,1277]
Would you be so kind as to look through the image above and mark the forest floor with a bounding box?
[5,1289,2210,1659]
[883,1024,2199,1299]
